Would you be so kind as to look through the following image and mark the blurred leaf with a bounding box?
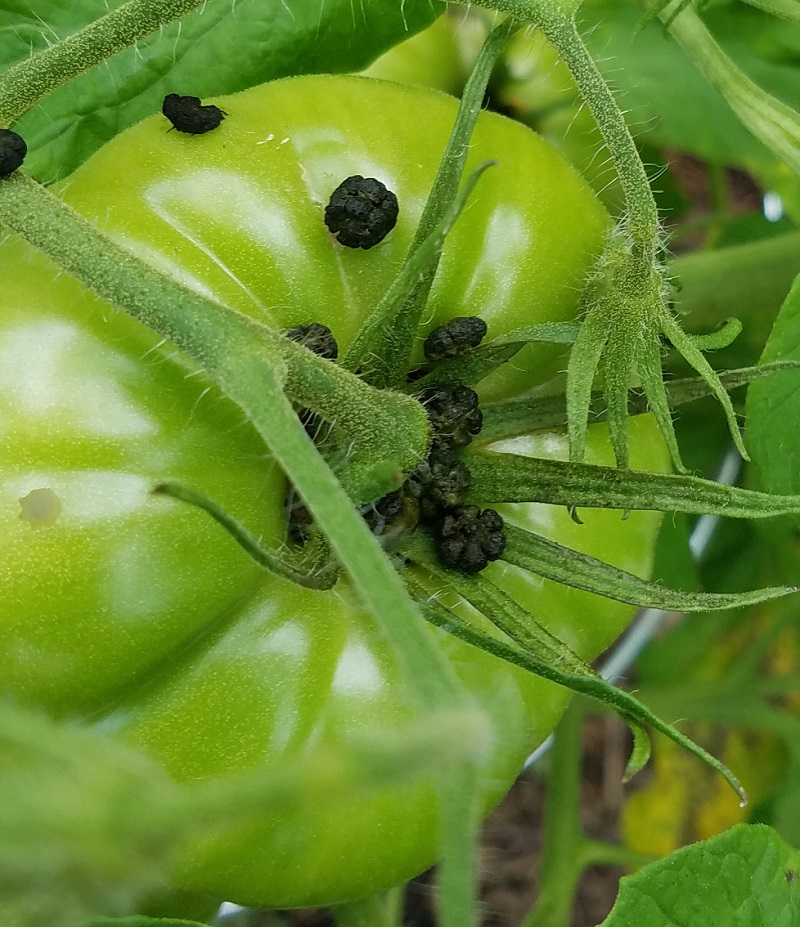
[740,0,800,22]
[0,702,184,927]
[756,769,800,847]
[4,0,443,181]
[604,824,800,927]
[581,1,770,164]
[747,275,800,495]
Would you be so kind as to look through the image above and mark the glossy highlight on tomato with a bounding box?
[0,75,668,906]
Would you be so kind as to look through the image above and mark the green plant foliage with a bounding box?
[600,824,800,926]
[5,0,443,181]
[747,276,800,493]
[581,1,800,164]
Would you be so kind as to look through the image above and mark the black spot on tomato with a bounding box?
[162,93,226,135]
[324,175,399,249]
[0,129,27,176]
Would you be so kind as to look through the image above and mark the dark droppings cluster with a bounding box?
[436,505,506,574]
[282,170,504,574]
[162,93,226,135]
[283,310,505,573]
[424,316,488,362]
[420,384,483,450]
[324,175,399,249]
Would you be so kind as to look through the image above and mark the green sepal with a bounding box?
[341,160,497,377]
[637,321,687,473]
[402,571,745,803]
[623,720,652,782]
[501,524,795,611]
[566,296,610,465]
[464,447,800,518]
[403,532,585,670]
[478,360,800,443]
[659,308,748,460]
[347,18,517,387]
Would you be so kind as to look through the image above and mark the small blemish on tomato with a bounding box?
[19,488,62,527]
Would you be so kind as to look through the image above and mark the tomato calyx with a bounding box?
[284,312,507,575]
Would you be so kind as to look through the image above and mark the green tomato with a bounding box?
[0,74,668,907]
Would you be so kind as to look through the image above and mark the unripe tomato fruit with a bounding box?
[0,75,668,907]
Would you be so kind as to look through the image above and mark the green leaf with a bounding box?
[600,824,800,927]
[501,523,794,611]
[581,1,800,169]
[6,0,443,180]
[747,275,800,495]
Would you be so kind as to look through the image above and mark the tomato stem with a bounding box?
[522,702,586,927]
[0,0,209,127]
[665,5,800,177]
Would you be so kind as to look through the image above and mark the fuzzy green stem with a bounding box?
[438,763,482,927]
[483,0,659,249]
[0,0,210,127]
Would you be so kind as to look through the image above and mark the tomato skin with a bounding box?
[0,75,667,905]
